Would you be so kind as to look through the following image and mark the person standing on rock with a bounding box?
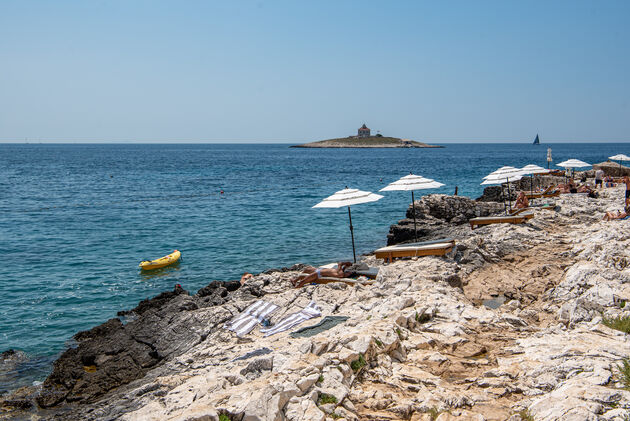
[595,168,604,188]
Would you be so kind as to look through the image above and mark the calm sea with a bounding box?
[0,142,627,390]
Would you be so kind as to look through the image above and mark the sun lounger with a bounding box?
[525,185,558,199]
[399,238,455,247]
[318,263,379,279]
[354,267,379,279]
[469,214,532,230]
[374,239,455,263]
[509,207,531,215]
[542,191,560,197]
[509,209,534,220]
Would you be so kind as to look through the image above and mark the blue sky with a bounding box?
[1,0,628,143]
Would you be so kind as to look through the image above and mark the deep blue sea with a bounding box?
[0,142,627,391]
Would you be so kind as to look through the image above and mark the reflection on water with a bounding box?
[138,261,182,281]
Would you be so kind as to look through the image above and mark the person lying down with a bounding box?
[603,199,630,221]
[292,261,357,288]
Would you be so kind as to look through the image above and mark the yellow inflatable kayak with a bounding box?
[139,250,181,270]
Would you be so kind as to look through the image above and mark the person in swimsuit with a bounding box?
[624,176,630,200]
[292,262,354,288]
[515,192,529,209]
[240,273,253,285]
[603,199,630,221]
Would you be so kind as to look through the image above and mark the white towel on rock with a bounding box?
[260,301,321,337]
[224,300,279,337]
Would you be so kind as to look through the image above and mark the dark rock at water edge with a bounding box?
[386,194,504,245]
[115,283,189,317]
[35,280,265,410]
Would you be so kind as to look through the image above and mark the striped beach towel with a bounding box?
[260,301,321,337]
[224,300,279,337]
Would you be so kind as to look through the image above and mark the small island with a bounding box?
[291,124,443,148]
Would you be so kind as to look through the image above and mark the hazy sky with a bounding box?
[1,0,629,143]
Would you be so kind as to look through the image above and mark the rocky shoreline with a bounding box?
[2,185,630,420]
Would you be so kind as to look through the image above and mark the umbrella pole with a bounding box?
[411,190,418,243]
[507,177,512,213]
[530,175,534,194]
[620,162,622,178]
[347,206,356,263]
[501,184,507,215]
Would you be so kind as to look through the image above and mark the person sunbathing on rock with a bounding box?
[292,262,354,288]
[556,183,570,193]
[603,199,630,221]
[240,273,253,285]
[515,192,529,209]
[576,184,598,198]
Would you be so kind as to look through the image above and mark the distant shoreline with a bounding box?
[290,136,443,148]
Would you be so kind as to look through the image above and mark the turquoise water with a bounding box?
[0,142,627,389]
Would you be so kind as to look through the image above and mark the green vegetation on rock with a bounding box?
[619,358,630,390]
[602,315,630,333]
[318,393,338,405]
[350,353,367,372]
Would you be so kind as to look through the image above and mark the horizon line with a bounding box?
[0,139,630,146]
[1,140,630,145]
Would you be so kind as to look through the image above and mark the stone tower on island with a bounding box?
[357,124,371,138]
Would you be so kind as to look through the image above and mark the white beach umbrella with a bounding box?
[380,173,445,242]
[608,154,630,177]
[520,164,550,194]
[557,159,591,179]
[520,164,550,175]
[482,166,523,180]
[557,159,590,168]
[313,187,383,262]
[481,166,523,213]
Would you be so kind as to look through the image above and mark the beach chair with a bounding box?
[539,203,557,211]
[468,213,533,230]
[525,185,556,200]
[509,207,531,215]
[374,238,455,263]
[508,208,535,219]
[318,262,379,279]
[542,190,560,198]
